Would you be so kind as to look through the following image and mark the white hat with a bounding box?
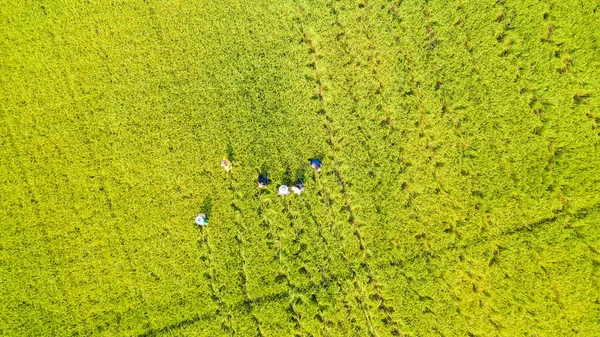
[195,213,208,226]
[278,185,290,196]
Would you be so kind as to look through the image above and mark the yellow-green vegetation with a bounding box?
[1,0,599,336]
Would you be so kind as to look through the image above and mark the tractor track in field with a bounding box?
[295,1,412,334]
[280,197,335,336]
[199,230,231,334]
[294,3,380,335]
[279,200,306,335]
[379,3,476,311]
[384,0,448,260]
[302,197,349,337]
[196,171,232,336]
[230,175,264,336]
[323,1,406,335]
[382,0,505,257]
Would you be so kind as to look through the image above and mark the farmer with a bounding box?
[310,158,322,172]
[195,213,209,226]
[257,175,270,188]
[292,182,305,194]
[278,185,291,196]
[221,158,232,172]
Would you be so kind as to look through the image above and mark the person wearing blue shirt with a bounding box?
[310,158,322,172]
[257,175,270,188]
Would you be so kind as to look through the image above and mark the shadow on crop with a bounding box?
[226,142,235,162]
[282,166,293,186]
[295,167,306,183]
[200,196,213,217]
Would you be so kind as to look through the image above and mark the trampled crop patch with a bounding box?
[1,0,599,336]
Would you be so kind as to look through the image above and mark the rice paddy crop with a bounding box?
[1,0,599,336]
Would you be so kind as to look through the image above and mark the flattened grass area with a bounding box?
[1,0,599,336]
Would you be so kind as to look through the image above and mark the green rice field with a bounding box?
[1,0,600,336]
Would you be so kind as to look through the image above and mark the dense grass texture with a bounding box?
[1,0,599,336]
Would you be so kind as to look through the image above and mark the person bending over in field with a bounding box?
[221,158,232,172]
[278,185,291,196]
[195,213,209,226]
[257,175,270,188]
[310,158,322,172]
[292,182,305,194]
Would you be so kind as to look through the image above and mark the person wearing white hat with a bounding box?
[195,213,209,226]
[278,185,291,196]
[292,178,305,194]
